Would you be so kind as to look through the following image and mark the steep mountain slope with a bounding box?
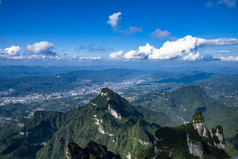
[133,86,215,124]
[140,111,230,159]
[66,140,121,159]
[0,111,65,159]
[0,88,173,159]
[36,88,173,159]
[133,85,238,156]
[199,75,238,107]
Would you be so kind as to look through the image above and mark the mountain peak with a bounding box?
[100,88,120,99]
[89,88,135,120]
[94,88,122,105]
[192,110,205,123]
[191,111,207,137]
[101,87,114,94]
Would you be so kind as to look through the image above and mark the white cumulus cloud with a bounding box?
[123,50,140,59]
[138,43,155,55]
[109,35,238,61]
[2,46,22,56]
[107,12,121,27]
[107,12,142,35]
[149,35,238,60]
[26,41,56,56]
[109,50,124,59]
[150,29,171,39]
[123,43,155,59]
[181,52,201,61]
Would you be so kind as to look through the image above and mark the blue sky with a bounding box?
[0,0,238,64]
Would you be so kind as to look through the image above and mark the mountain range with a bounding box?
[0,88,172,159]
[0,87,235,158]
[132,85,238,156]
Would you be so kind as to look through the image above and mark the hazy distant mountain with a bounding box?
[0,65,82,79]
[0,65,137,79]
[0,68,143,96]
[150,71,213,83]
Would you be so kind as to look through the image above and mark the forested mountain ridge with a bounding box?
[140,111,230,159]
[0,88,172,159]
[133,85,238,156]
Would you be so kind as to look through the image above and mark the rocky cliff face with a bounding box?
[187,111,207,158]
[192,122,207,137]
[186,111,227,158]
[141,111,230,159]
[191,110,207,137]
[186,134,204,159]
[210,125,226,150]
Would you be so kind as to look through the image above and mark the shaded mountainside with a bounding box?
[132,85,238,156]
[133,85,215,125]
[0,111,65,159]
[67,140,121,159]
[140,111,230,159]
[0,88,173,159]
